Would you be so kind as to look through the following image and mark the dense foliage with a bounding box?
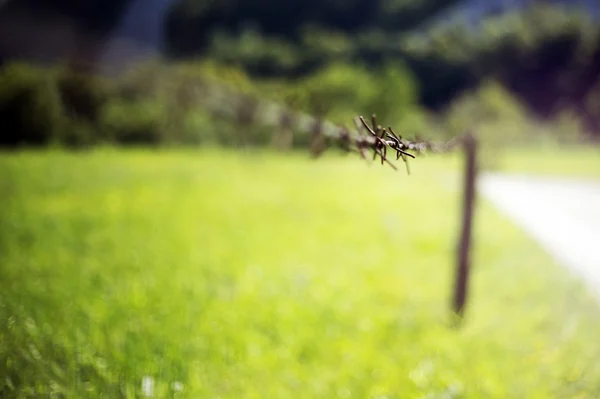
[165,1,600,125]
[164,0,461,60]
[0,59,427,148]
[0,55,594,150]
[2,0,600,143]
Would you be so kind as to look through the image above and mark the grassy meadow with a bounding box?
[491,145,600,178]
[1,147,600,398]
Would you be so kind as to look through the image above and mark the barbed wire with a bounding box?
[188,76,466,173]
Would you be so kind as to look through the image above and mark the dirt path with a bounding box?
[479,173,600,298]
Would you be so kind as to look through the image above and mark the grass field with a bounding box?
[1,148,600,398]
[490,144,600,178]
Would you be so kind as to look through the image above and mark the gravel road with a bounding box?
[479,173,600,298]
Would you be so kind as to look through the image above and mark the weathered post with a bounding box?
[452,132,478,319]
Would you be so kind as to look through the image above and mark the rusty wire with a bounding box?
[190,75,465,173]
[305,113,433,173]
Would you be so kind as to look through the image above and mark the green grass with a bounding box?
[489,144,600,178]
[1,148,600,398]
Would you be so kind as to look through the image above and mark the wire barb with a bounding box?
[351,114,432,173]
[189,75,465,173]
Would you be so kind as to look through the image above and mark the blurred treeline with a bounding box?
[1,0,600,148]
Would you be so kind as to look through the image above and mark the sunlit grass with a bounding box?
[1,148,599,398]
[491,144,600,178]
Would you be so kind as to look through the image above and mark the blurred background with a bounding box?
[1,0,600,398]
[1,0,600,149]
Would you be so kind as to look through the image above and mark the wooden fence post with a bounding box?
[452,132,478,319]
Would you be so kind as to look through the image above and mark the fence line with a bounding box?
[453,133,478,320]
[184,76,451,171]
[188,74,479,319]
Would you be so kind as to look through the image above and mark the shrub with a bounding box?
[0,63,66,147]
[3,58,587,152]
